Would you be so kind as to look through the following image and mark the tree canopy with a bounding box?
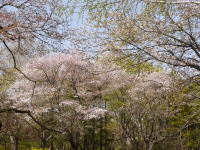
[0,0,200,150]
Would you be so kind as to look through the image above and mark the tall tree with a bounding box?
[0,0,68,73]
[68,0,200,75]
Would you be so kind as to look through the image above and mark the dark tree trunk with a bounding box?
[49,139,55,150]
[4,140,7,150]
[71,143,79,150]
[104,101,107,150]
[100,117,103,150]
[69,132,80,150]
[83,135,86,150]
[41,138,46,150]
[92,120,96,150]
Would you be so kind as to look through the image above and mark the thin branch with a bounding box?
[0,3,12,9]
[2,41,17,68]
[2,40,37,82]
[146,0,200,4]
[0,108,62,133]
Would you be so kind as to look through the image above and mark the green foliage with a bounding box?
[31,148,48,150]
[113,55,162,74]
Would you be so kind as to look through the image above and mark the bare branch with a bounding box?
[146,0,200,4]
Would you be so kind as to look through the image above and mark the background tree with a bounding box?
[68,0,200,75]
[0,0,69,74]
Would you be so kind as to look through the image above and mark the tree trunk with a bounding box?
[104,101,107,150]
[92,119,96,150]
[41,138,46,150]
[83,134,87,150]
[4,140,7,150]
[41,130,47,150]
[100,117,103,150]
[49,140,54,150]
[10,136,19,150]
[62,144,66,150]
[144,141,153,150]
[122,132,127,150]
[69,132,80,150]
[71,143,79,150]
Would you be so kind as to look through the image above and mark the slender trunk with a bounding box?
[92,119,96,150]
[4,140,7,150]
[69,132,80,150]
[41,138,46,150]
[62,144,66,150]
[49,139,54,150]
[104,101,107,150]
[100,117,103,150]
[10,136,19,150]
[71,143,79,150]
[145,141,153,150]
[122,132,127,150]
[41,131,46,150]
[83,135,86,150]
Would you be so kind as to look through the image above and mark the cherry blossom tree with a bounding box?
[7,52,131,149]
[105,69,180,150]
[6,51,187,149]
[0,0,69,79]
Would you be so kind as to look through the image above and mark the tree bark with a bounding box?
[69,132,80,150]
[41,138,46,150]
[10,136,19,150]
[4,140,7,150]
[41,131,47,150]
[92,119,96,150]
[100,117,103,150]
[144,141,153,150]
[71,143,79,150]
